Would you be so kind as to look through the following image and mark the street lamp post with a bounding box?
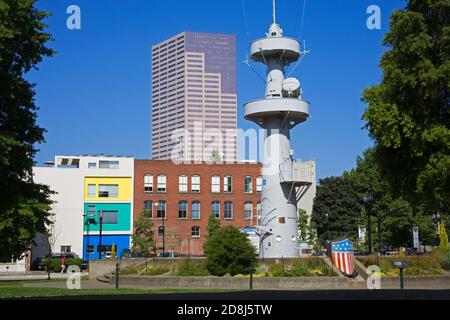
[363,194,374,255]
[432,213,441,246]
[155,202,165,256]
[98,211,103,260]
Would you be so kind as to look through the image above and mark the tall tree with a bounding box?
[131,213,156,257]
[311,176,362,245]
[0,0,54,261]
[362,0,450,212]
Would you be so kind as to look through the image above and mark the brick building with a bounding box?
[134,160,263,255]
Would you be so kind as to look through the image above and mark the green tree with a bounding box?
[298,209,308,241]
[0,0,54,261]
[311,176,362,245]
[362,0,450,212]
[348,148,436,249]
[206,213,221,240]
[131,213,156,257]
[204,226,256,276]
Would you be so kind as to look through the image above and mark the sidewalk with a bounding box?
[0,272,89,281]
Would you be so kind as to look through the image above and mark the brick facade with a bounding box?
[134,160,262,255]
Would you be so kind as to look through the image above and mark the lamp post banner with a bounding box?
[413,227,419,249]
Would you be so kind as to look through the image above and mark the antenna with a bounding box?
[272,0,276,24]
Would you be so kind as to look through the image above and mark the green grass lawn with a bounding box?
[0,280,237,298]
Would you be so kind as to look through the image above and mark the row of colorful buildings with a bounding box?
[30,155,316,261]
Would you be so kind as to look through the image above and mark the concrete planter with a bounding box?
[111,275,365,290]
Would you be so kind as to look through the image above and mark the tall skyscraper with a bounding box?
[151,32,237,162]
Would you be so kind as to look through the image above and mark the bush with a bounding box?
[138,264,171,276]
[360,255,446,276]
[267,258,335,277]
[435,249,450,271]
[43,258,83,272]
[204,226,256,276]
[175,259,209,276]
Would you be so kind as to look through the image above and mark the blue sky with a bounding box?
[29,0,405,179]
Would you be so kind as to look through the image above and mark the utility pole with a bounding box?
[98,211,103,260]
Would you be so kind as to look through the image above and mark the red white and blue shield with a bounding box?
[331,239,355,276]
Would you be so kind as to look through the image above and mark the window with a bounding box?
[256,176,263,193]
[97,244,116,253]
[99,160,119,169]
[87,184,96,198]
[88,162,97,169]
[244,202,253,220]
[60,245,71,253]
[244,176,253,193]
[179,175,188,193]
[178,201,188,219]
[144,200,153,218]
[224,176,232,193]
[158,226,165,237]
[101,211,118,224]
[98,184,118,198]
[86,245,94,253]
[144,175,154,192]
[192,201,200,220]
[87,205,96,216]
[211,175,220,193]
[191,226,200,238]
[157,201,166,219]
[211,201,220,218]
[224,201,233,219]
[191,175,200,192]
[157,175,167,192]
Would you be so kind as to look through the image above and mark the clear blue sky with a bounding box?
[29,0,405,179]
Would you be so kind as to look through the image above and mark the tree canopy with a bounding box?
[0,0,54,261]
[131,213,156,257]
[362,0,450,212]
[204,226,256,276]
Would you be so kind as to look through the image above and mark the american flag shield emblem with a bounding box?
[331,239,355,276]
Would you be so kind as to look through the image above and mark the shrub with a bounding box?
[43,258,83,272]
[360,255,446,276]
[204,226,256,276]
[268,258,335,277]
[175,259,209,276]
[138,264,171,276]
[435,249,450,271]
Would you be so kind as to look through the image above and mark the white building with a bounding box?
[32,155,134,261]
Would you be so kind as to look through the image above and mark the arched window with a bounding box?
[244,176,253,193]
[192,201,200,220]
[144,200,153,218]
[224,201,233,219]
[224,176,232,193]
[191,226,200,238]
[157,201,166,219]
[211,175,220,193]
[144,174,154,193]
[178,175,188,193]
[211,201,220,218]
[157,175,167,192]
[178,201,188,219]
[191,175,200,192]
[244,202,253,220]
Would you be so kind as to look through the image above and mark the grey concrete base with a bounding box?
[380,275,450,289]
[112,276,366,290]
